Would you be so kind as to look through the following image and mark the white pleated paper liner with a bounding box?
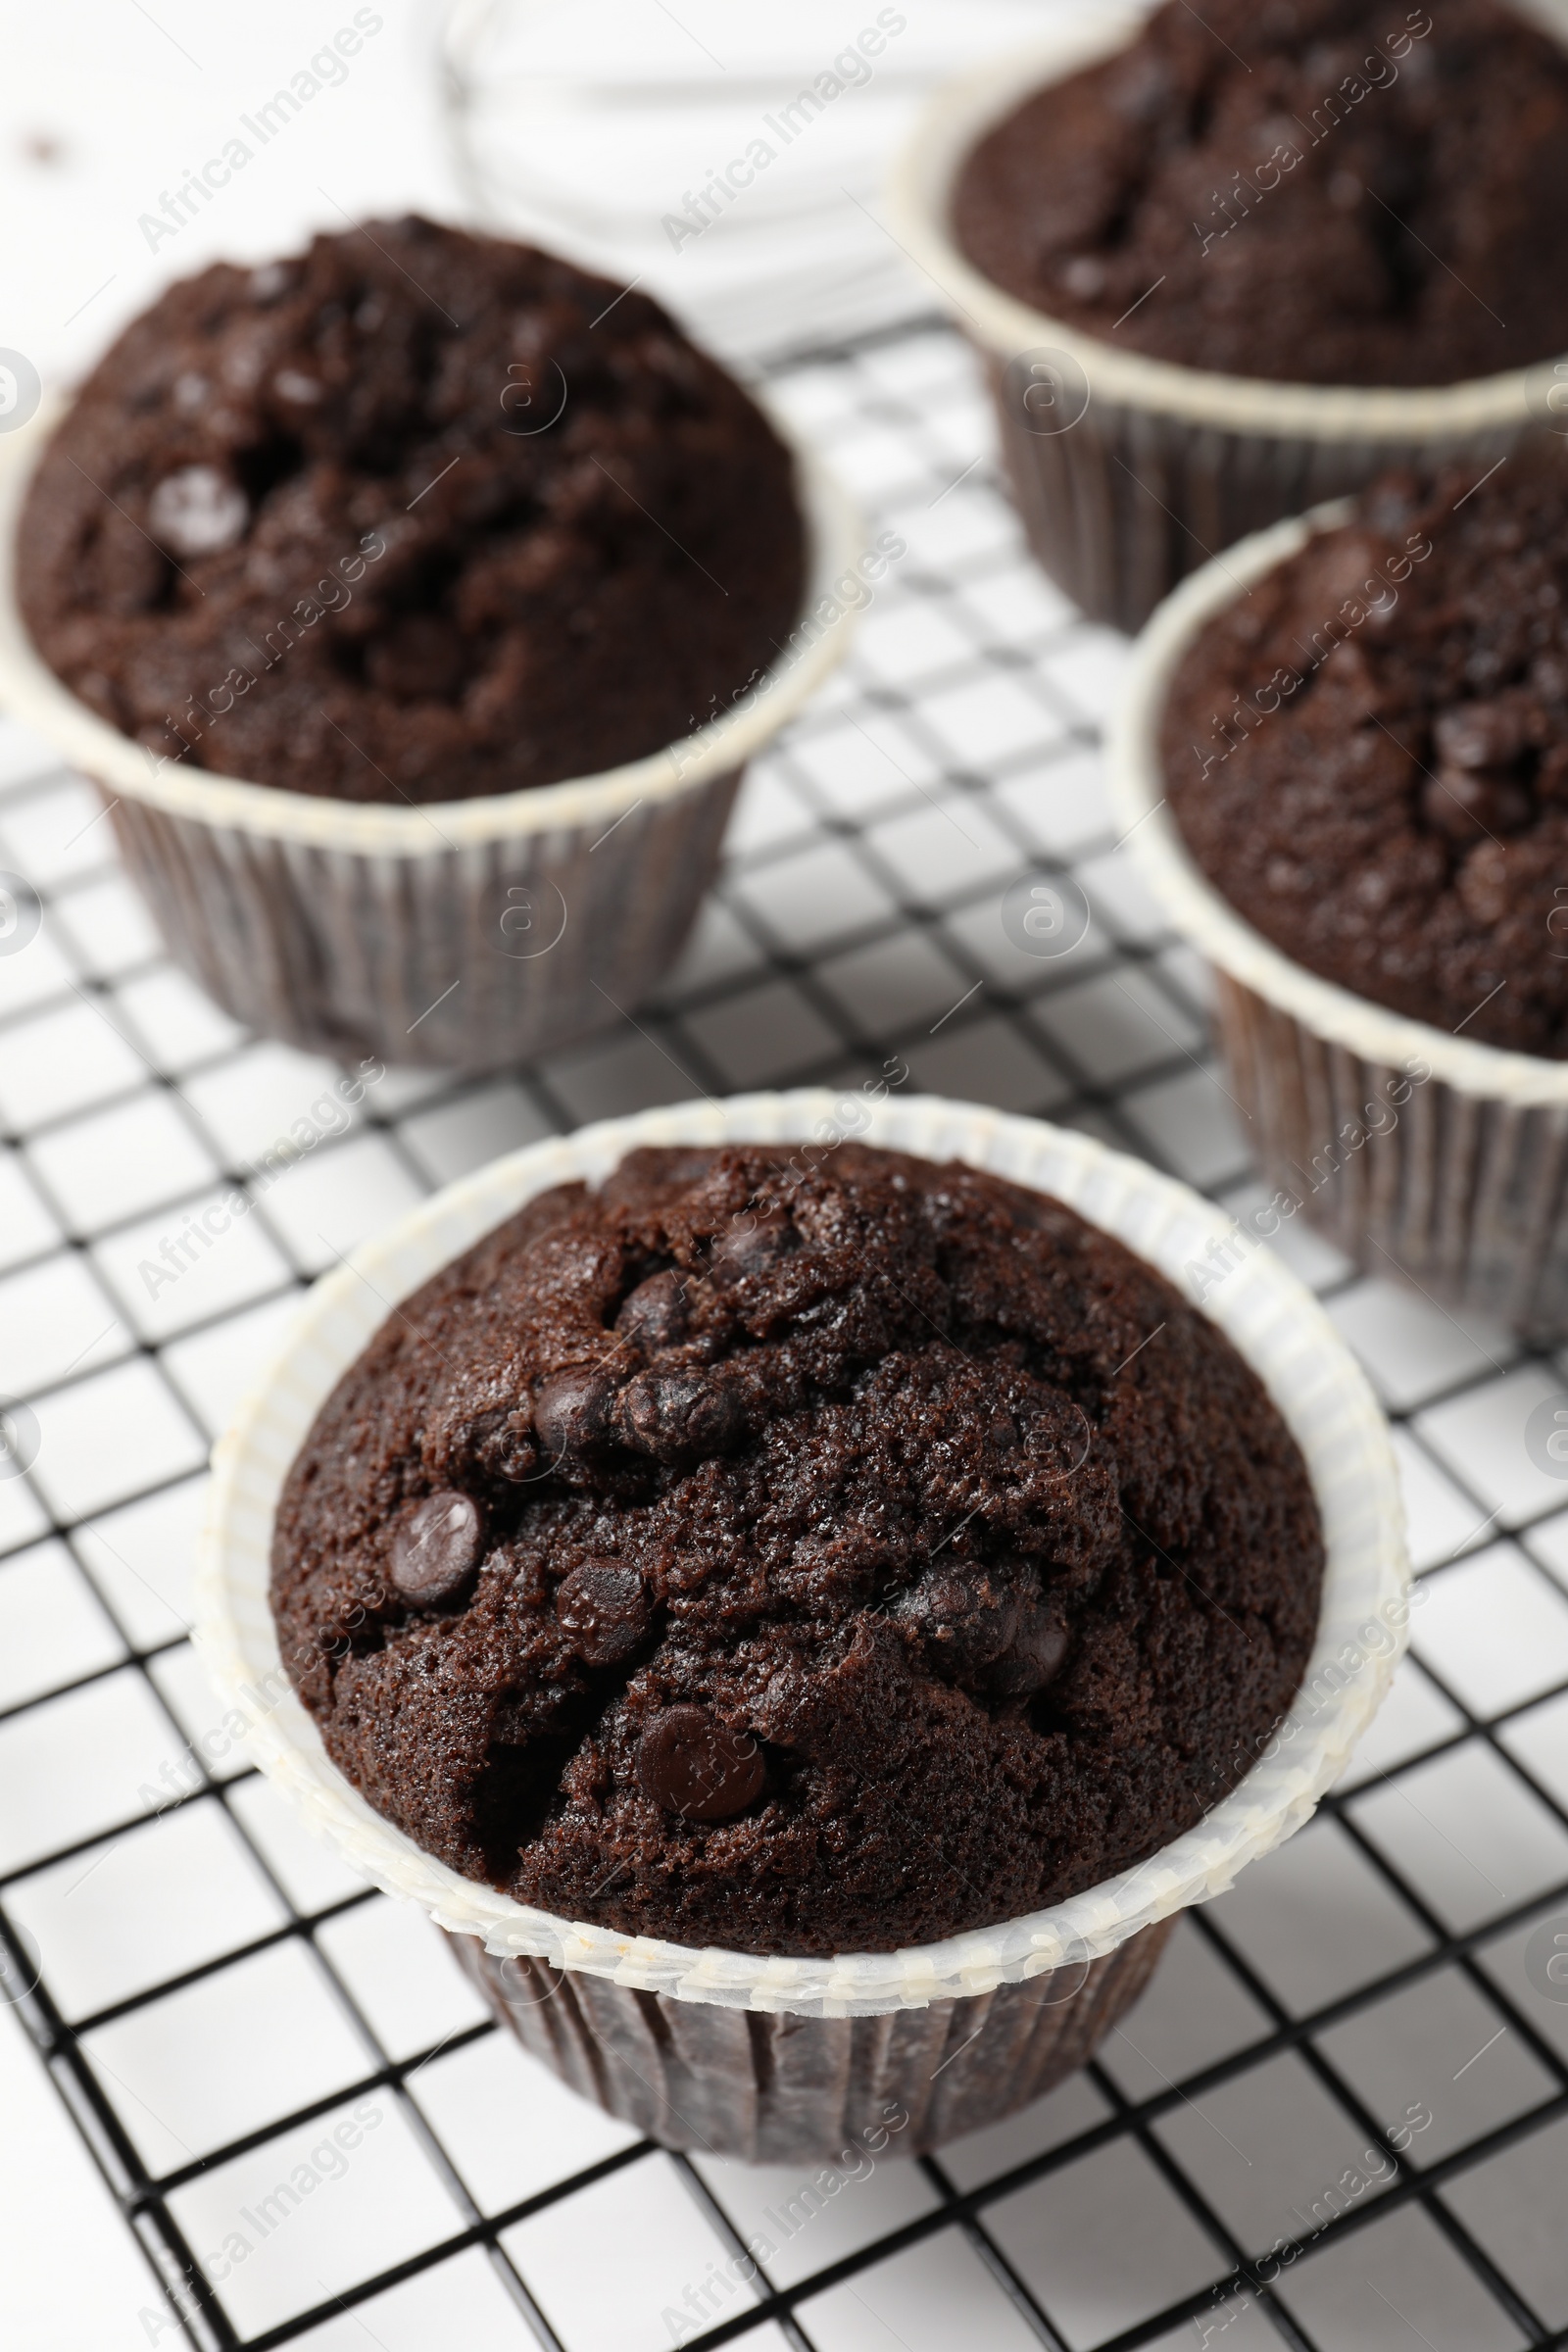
[194,1091,1408,2018]
[1105,503,1568,1112]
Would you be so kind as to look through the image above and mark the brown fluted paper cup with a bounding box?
[0,406,861,1071]
[885,14,1564,634]
[196,1091,1406,2162]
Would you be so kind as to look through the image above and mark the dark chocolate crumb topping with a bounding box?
[271,1143,1323,1956]
[954,0,1568,389]
[19,218,804,804]
[1163,454,1568,1056]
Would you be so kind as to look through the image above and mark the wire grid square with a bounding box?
[0,318,1566,2351]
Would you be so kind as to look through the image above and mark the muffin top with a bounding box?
[19,219,804,804]
[953,0,1568,388]
[1163,455,1568,1056]
[271,1141,1323,1957]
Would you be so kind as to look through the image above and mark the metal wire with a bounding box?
[2,317,1567,2350]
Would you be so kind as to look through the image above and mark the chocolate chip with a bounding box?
[635,1705,765,1822]
[709,1203,793,1285]
[467,1408,538,1484]
[248,260,295,303]
[1433,699,1528,771]
[989,1607,1070,1697]
[556,1556,651,1666]
[898,1565,1015,1676]
[615,1268,690,1352]
[390,1490,485,1606]
[534,1366,618,1460]
[1060,254,1108,300]
[147,465,248,558]
[1421,768,1533,842]
[618,1368,742,1463]
[897,1563,1069,1695]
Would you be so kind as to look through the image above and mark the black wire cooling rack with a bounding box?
[3,318,1568,2352]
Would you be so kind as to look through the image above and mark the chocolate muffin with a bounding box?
[271,1142,1323,1957]
[1163,453,1568,1056]
[19,218,805,803]
[954,0,1568,388]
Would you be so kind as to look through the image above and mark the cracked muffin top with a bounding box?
[270,1141,1324,1957]
[953,0,1568,388]
[1162,454,1568,1056]
[19,218,804,804]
